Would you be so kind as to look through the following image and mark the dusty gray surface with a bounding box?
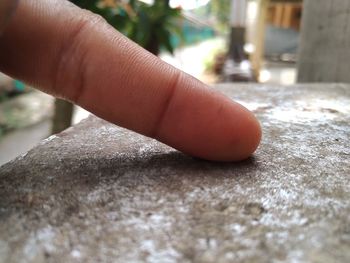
[0,84,350,263]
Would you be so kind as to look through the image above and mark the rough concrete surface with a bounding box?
[0,84,349,263]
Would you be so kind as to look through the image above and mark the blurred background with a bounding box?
[0,0,302,165]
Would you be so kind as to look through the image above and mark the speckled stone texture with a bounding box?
[0,84,350,263]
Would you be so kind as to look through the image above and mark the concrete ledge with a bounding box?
[1,84,349,262]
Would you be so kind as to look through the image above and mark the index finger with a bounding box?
[0,0,18,34]
[0,0,261,161]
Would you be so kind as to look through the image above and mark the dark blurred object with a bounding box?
[209,50,255,83]
[228,27,245,62]
[224,0,255,82]
[222,59,255,82]
[51,99,74,135]
[225,28,255,82]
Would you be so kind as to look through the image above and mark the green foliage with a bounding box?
[71,0,183,54]
[209,0,231,33]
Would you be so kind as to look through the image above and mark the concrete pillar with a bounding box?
[298,0,350,83]
[230,0,247,27]
[228,0,247,61]
[249,0,269,78]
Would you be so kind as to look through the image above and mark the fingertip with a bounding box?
[154,76,262,162]
[190,99,262,162]
[223,104,262,162]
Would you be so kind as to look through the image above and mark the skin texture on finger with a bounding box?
[0,0,261,161]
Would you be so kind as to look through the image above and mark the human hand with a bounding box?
[0,0,261,161]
